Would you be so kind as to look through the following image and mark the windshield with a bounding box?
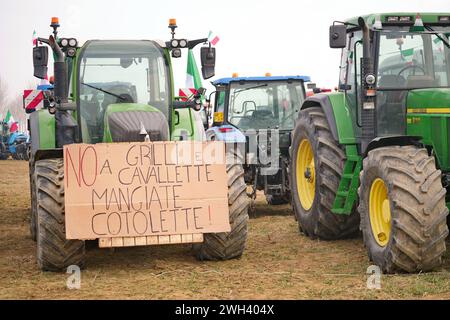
[377,28,450,89]
[227,81,305,131]
[78,40,170,143]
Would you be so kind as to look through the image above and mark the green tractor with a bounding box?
[290,13,450,273]
[28,18,249,271]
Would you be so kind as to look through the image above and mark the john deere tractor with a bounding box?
[291,13,450,273]
[206,75,309,207]
[28,18,248,271]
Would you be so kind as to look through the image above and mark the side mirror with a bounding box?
[196,87,206,96]
[329,25,347,48]
[200,46,215,79]
[173,100,201,111]
[33,46,49,79]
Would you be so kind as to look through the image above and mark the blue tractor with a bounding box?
[0,121,30,160]
[206,75,309,207]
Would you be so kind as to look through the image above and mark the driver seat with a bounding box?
[252,109,273,119]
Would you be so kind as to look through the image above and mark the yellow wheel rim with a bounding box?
[369,178,392,247]
[296,139,315,210]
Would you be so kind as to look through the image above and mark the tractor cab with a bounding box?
[208,76,309,153]
[77,40,171,144]
[30,18,216,154]
[330,13,450,153]
[211,76,308,132]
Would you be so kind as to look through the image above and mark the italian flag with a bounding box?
[208,30,220,46]
[186,49,202,89]
[185,49,206,141]
[4,110,18,133]
[32,30,37,46]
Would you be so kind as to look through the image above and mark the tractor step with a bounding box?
[332,145,362,215]
[336,191,349,197]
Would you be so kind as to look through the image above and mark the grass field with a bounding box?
[0,160,449,299]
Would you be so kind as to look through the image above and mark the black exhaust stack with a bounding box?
[358,17,376,153]
[48,34,76,147]
[49,35,67,103]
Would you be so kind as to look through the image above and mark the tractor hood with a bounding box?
[407,88,450,113]
[103,103,169,143]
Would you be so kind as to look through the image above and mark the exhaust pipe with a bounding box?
[359,17,371,60]
[358,17,376,153]
[49,35,67,103]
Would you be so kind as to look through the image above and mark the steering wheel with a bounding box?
[397,64,425,77]
[243,110,255,117]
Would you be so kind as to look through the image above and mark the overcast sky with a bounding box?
[1,0,450,100]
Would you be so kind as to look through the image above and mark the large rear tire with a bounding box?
[35,158,85,271]
[194,152,249,260]
[30,164,37,241]
[290,107,359,239]
[358,146,449,273]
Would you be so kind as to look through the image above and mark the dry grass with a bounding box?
[0,160,449,299]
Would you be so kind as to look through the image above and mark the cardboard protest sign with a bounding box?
[64,141,230,240]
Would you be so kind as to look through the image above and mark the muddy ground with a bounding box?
[0,160,449,299]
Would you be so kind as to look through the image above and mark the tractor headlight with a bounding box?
[67,47,77,57]
[60,38,69,47]
[68,38,77,47]
[171,48,182,58]
[170,39,179,48]
[365,74,376,85]
[179,39,187,48]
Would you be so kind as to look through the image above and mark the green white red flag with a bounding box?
[4,110,18,133]
[186,49,202,89]
[32,30,37,46]
[208,30,220,46]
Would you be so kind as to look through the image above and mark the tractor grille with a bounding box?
[107,111,169,142]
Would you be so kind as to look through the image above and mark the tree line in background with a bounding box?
[0,76,34,132]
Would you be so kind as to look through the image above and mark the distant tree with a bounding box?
[0,76,9,118]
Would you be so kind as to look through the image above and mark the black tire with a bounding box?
[193,151,249,260]
[358,146,449,273]
[30,165,37,241]
[35,158,85,271]
[16,144,27,160]
[290,107,359,239]
[266,194,289,205]
[26,144,31,162]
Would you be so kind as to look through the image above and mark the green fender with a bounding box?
[300,92,356,144]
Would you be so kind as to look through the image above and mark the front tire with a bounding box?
[290,107,359,239]
[30,165,37,241]
[35,158,85,271]
[358,146,449,273]
[194,151,249,260]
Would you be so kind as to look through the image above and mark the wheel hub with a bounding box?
[296,139,315,211]
[369,178,392,247]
